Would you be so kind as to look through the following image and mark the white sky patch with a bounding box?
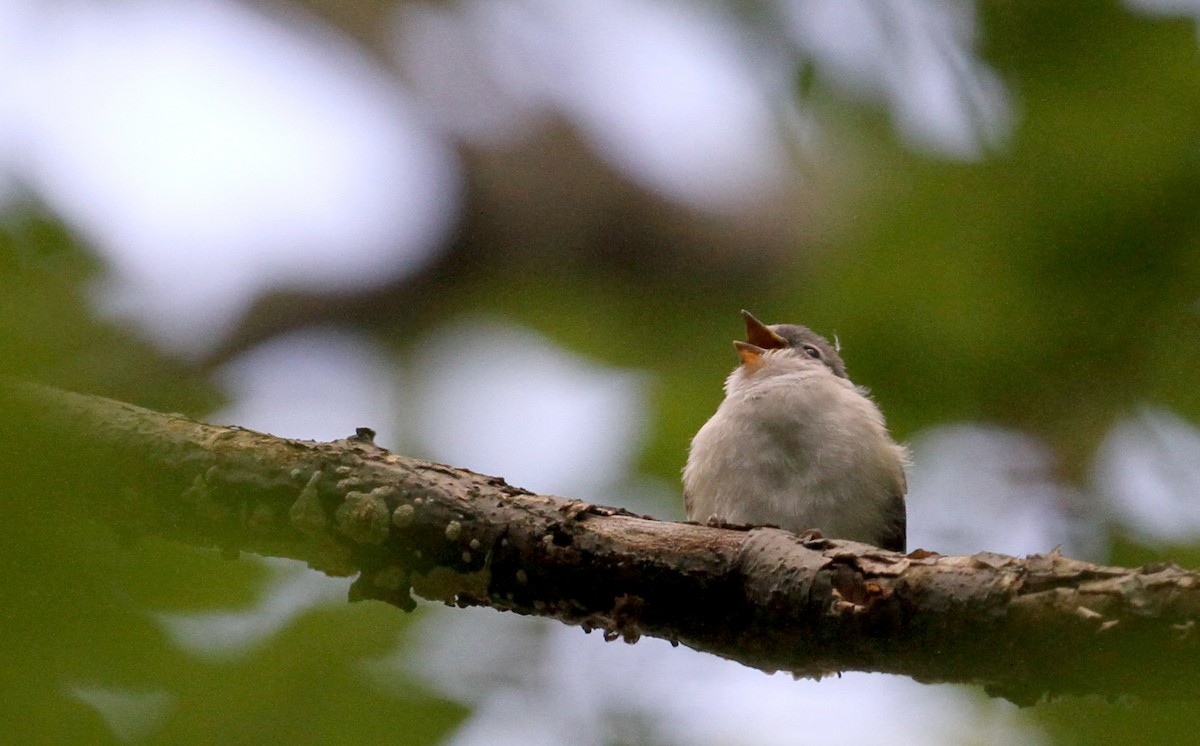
[3,0,459,352]
[155,557,350,660]
[66,685,175,743]
[212,327,400,445]
[905,424,1099,558]
[393,0,792,212]
[1094,407,1200,544]
[1127,0,1200,25]
[384,605,1045,746]
[780,0,1013,158]
[409,317,650,501]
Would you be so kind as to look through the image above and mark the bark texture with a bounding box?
[10,382,1200,705]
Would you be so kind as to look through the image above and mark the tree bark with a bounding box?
[9,381,1200,705]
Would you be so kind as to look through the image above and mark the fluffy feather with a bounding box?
[683,315,907,551]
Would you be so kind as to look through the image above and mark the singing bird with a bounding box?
[682,311,908,551]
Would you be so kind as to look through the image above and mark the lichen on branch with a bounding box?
[9,381,1200,705]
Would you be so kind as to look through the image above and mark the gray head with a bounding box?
[739,310,847,379]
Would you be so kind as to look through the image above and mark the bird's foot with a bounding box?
[795,528,831,547]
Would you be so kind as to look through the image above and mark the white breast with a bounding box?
[683,359,906,544]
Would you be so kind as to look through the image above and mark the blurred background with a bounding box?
[4,0,1200,743]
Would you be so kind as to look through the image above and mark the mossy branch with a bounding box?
[10,382,1200,705]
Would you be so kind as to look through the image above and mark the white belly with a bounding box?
[683,372,905,544]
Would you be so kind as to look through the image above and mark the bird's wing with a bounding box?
[877,491,907,553]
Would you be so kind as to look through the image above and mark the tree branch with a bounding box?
[10,382,1200,704]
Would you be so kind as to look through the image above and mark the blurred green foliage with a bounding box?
[0,214,464,743]
[0,209,219,412]
[436,4,1200,496]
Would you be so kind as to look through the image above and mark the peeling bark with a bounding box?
[9,382,1200,704]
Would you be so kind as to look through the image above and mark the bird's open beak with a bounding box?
[741,310,788,349]
[733,341,767,369]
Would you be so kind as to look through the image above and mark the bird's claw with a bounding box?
[796,528,826,544]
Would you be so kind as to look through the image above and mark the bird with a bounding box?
[682,310,908,551]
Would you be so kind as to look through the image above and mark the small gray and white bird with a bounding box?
[683,310,908,551]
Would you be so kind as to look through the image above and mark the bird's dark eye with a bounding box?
[802,344,821,359]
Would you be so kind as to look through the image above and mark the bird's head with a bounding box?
[734,309,848,379]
